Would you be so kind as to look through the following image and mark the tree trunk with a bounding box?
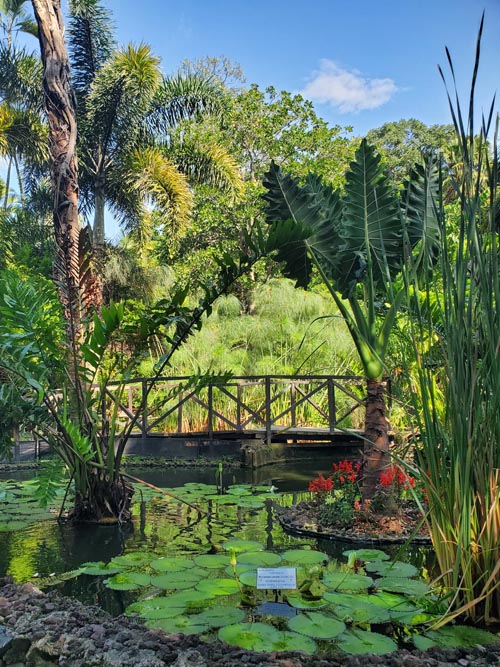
[69,472,135,524]
[362,378,390,500]
[31,0,81,341]
[93,177,106,246]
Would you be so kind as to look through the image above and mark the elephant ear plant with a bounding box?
[262,140,440,497]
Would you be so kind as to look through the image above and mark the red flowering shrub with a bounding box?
[379,465,415,490]
[332,459,361,485]
[308,474,333,493]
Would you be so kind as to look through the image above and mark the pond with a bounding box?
[5,459,477,656]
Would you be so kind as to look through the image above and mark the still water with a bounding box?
[0,459,433,615]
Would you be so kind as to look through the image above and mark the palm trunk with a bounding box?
[31,0,132,523]
[31,0,81,343]
[362,378,390,500]
[93,179,106,246]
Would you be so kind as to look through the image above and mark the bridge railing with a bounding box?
[104,374,368,444]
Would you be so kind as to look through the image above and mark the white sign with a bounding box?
[256,567,297,590]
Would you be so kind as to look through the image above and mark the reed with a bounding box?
[403,19,500,623]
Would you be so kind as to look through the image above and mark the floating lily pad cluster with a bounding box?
[0,479,60,531]
[74,542,500,655]
[136,482,274,511]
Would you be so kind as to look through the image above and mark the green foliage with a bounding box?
[402,20,500,622]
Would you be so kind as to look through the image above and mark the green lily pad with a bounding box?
[164,589,216,609]
[222,539,264,553]
[194,606,246,628]
[146,615,210,635]
[269,630,317,654]
[415,626,500,648]
[0,520,32,531]
[282,549,328,565]
[238,551,282,567]
[150,557,196,572]
[218,622,281,652]
[195,578,240,596]
[226,486,253,496]
[338,629,398,655]
[288,611,345,639]
[105,572,151,591]
[125,598,187,619]
[150,570,203,590]
[287,595,327,610]
[365,561,418,577]
[237,570,257,587]
[376,577,429,596]
[238,498,266,509]
[193,554,230,569]
[357,592,423,622]
[323,572,373,592]
[79,561,125,576]
[111,552,152,568]
[343,549,390,563]
[324,592,390,624]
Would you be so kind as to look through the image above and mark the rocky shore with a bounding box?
[1,581,500,666]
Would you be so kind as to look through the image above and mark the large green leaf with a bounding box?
[335,139,402,297]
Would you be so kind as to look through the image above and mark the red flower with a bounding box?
[308,474,333,493]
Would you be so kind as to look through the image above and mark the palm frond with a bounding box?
[148,73,227,136]
[68,0,116,93]
[127,146,194,238]
[169,135,244,200]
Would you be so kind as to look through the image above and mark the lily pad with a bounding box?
[150,557,196,572]
[237,570,257,587]
[125,598,187,619]
[165,589,216,609]
[376,577,429,596]
[79,561,125,576]
[365,561,418,577]
[218,622,281,652]
[222,539,264,553]
[111,552,152,568]
[193,554,230,569]
[195,578,240,596]
[238,551,282,567]
[269,630,317,654]
[146,615,210,635]
[194,606,246,628]
[282,549,328,566]
[104,572,151,591]
[338,629,398,655]
[324,592,390,624]
[286,595,327,610]
[150,570,203,590]
[343,549,390,563]
[414,625,500,649]
[323,572,373,592]
[238,498,266,509]
[288,611,345,639]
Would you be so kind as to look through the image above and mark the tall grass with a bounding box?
[404,21,500,623]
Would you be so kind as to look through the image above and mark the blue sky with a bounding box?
[101,0,500,136]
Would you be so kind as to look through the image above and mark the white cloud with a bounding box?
[301,60,398,113]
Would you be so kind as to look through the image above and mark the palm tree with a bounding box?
[68,0,242,247]
[263,140,440,497]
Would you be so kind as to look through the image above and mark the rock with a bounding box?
[0,628,13,657]
[2,637,31,664]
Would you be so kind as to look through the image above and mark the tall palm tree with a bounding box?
[68,0,243,247]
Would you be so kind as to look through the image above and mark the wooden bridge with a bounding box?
[106,374,372,445]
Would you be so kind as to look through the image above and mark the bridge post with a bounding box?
[290,382,296,427]
[265,376,271,445]
[208,383,213,440]
[328,377,336,434]
[141,379,148,439]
